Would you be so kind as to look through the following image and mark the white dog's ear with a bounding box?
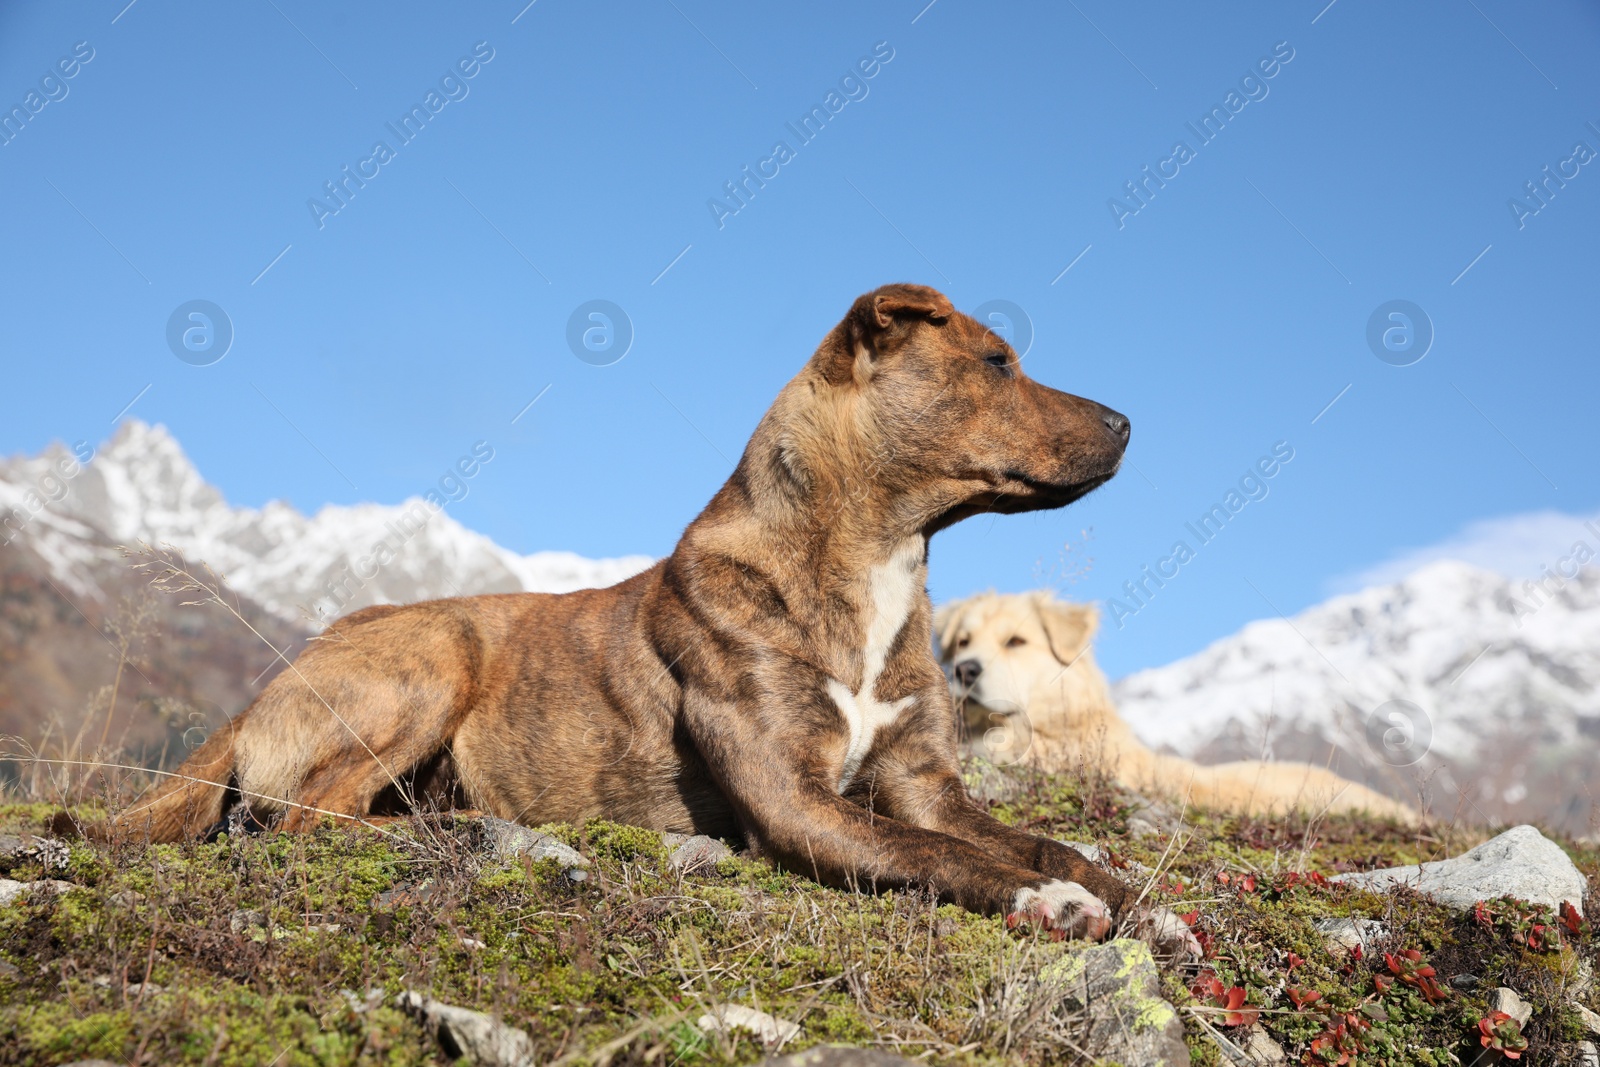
[1031,594,1098,666]
[933,601,964,661]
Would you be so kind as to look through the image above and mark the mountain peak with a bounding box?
[2,421,653,624]
[1112,555,1600,832]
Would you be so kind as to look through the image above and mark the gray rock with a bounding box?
[229,908,265,933]
[1062,840,1104,864]
[400,990,535,1067]
[1121,790,1185,837]
[1206,1022,1288,1066]
[373,881,437,908]
[756,1047,922,1066]
[1574,1003,1600,1037]
[961,757,1024,803]
[1579,1040,1599,1067]
[1314,917,1388,957]
[1040,938,1189,1067]
[1236,1024,1289,1065]
[1060,840,1154,878]
[91,974,164,994]
[1334,825,1588,912]
[1316,917,1389,954]
[341,988,385,1014]
[0,832,69,872]
[697,1003,801,1047]
[663,833,733,872]
[0,878,72,905]
[478,817,589,869]
[1127,815,1166,838]
[1489,987,1533,1027]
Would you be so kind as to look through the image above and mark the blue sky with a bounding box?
[2,1,1596,677]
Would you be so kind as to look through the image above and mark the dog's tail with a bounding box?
[58,726,239,844]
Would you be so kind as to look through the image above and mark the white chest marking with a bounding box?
[831,538,923,790]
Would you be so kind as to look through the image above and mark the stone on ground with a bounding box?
[959,757,1025,803]
[755,1047,922,1066]
[1204,1021,1290,1066]
[662,832,733,872]
[1233,1023,1290,1065]
[0,832,69,872]
[477,816,589,869]
[399,990,535,1067]
[696,1003,801,1047]
[1040,937,1189,1066]
[1488,987,1533,1027]
[1334,825,1588,913]
[1314,917,1388,957]
[229,908,264,933]
[0,878,72,905]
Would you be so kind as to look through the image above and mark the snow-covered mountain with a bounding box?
[1113,559,1600,832]
[0,420,655,627]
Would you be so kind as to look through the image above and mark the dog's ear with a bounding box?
[820,283,953,385]
[933,600,965,661]
[1031,593,1098,667]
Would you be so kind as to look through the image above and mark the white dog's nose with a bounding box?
[953,659,983,687]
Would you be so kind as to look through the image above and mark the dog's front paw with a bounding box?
[1007,880,1111,941]
[1132,905,1203,958]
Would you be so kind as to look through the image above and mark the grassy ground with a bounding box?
[1,764,1596,1066]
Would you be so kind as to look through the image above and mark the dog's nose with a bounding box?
[953,659,983,687]
[1100,408,1131,444]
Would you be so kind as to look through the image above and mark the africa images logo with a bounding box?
[1107,41,1295,229]
[706,41,895,230]
[1107,441,1295,628]
[307,42,496,230]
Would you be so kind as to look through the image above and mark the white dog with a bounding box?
[936,591,1416,822]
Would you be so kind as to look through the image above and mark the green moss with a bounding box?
[579,820,672,864]
[3,775,1595,1066]
[12,1006,134,1062]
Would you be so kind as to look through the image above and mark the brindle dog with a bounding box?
[102,284,1192,948]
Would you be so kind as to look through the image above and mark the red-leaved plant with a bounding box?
[1303,1015,1372,1066]
[1384,948,1450,1004]
[1286,986,1323,1011]
[1475,897,1588,953]
[1191,969,1260,1027]
[1477,1010,1530,1059]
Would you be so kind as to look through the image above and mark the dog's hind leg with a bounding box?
[233,612,484,832]
[272,710,470,831]
[278,758,402,832]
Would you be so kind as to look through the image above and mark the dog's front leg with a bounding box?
[864,712,1200,954]
[683,691,1111,940]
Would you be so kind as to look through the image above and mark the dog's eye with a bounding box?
[1005,635,1027,648]
[984,352,1015,373]
[955,636,970,649]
